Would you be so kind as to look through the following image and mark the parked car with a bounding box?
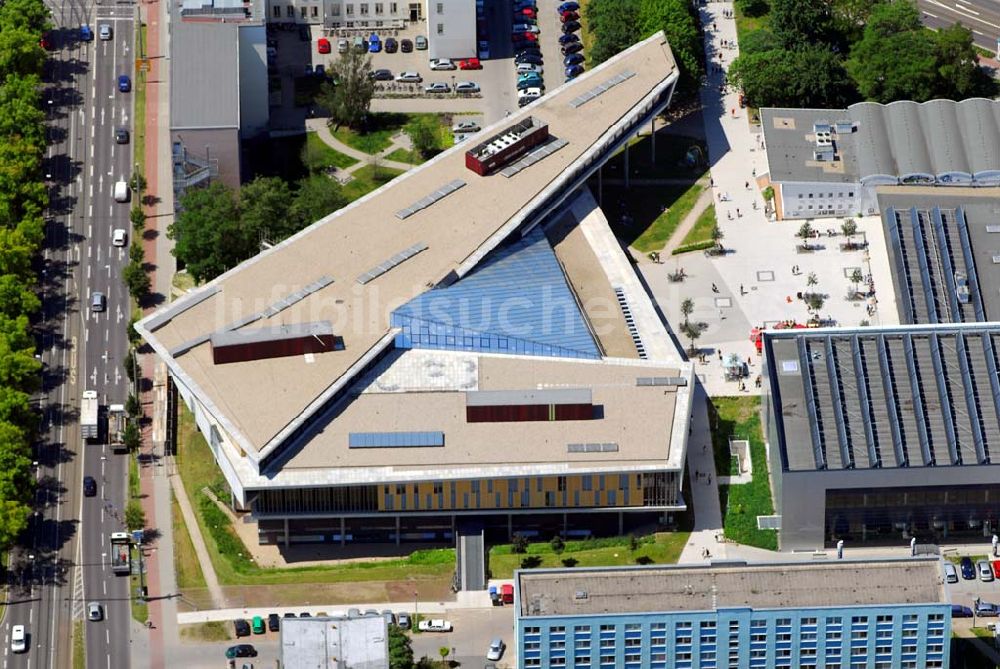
[382,610,395,626]
[234,619,251,637]
[515,53,543,66]
[417,619,453,632]
[363,609,380,618]
[424,82,451,93]
[112,229,127,247]
[513,31,538,42]
[952,604,974,618]
[455,81,480,93]
[283,612,296,619]
[961,556,976,579]
[353,35,366,52]
[560,11,579,22]
[516,7,536,18]
[347,608,361,618]
[314,63,325,77]
[267,613,280,632]
[384,37,398,53]
[83,475,97,496]
[397,612,411,629]
[225,645,257,659]
[513,23,539,34]
[338,38,349,53]
[558,33,579,45]
[11,625,26,653]
[415,35,428,50]
[317,37,331,54]
[299,612,312,618]
[477,39,491,58]
[395,71,422,83]
[976,600,1000,617]
[303,63,313,76]
[516,62,543,74]
[452,120,481,133]
[944,562,958,583]
[486,638,506,661]
[430,58,456,70]
[518,72,543,87]
[371,68,393,81]
[515,47,542,59]
[518,87,543,102]
[562,42,583,55]
[565,64,584,79]
[993,560,1000,579]
[88,602,104,622]
[80,24,93,41]
[118,75,131,92]
[368,33,381,52]
[979,560,994,582]
[561,20,581,33]
[400,38,413,52]
[458,57,482,70]
[564,53,584,66]
[98,23,112,40]
[252,616,265,634]
[558,1,580,11]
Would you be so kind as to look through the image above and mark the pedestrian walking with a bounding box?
[703,444,708,454]
[708,474,713,485]
[736,208,741,218]
[711,283,719,293]
[744,181,749,190]
[740,284,744,295]
[718,351,723,362]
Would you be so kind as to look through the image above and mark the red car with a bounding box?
[560,11,579,22]
[516,7,536,18]
[40,31,53,49]
[317,37,331,54]
[992,560,1000,579]
[514,32,538,42]
[458,58,482,70]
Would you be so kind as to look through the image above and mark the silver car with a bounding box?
[98,23,112,40]
[454,81,480,93]
[979,559,994,582]
[424,82,451,94]
[486,638,505,661]
[395,71,422,83]
[88,602,104,622]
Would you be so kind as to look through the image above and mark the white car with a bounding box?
[112,228,127,247]
[486,638,506,661]
[395,71,422,83]
[87,602,104,622]
[518,86,543,100]
[454,81,480,93]
[452,120,481,133]
[516,62,543,74]
[98,23,112,40]
[513,24,540,34]
[429,58,456,70]
[11,625,26,653]
[417,619,453,632]
[424,82,451,94]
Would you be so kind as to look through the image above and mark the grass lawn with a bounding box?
[72,621,84,669]
[134,24,147,182]
[709,396,778,550]
[305,131,358,170]
[488,533,689,579]
[601,133,708,181]
[175,405,455,587]
[172,490,207,590]
[604,181,705,254]
[171,270,196,295]
[332,112,412,154]
[342,164,405,201]
[180,621,232,642]
[129,571,148,623]
[129,452,140,499]
[734,4,770,44]
[678,204,718,248]
[385,116,453,165]
[579,0,594,65]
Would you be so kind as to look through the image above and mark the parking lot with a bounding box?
[410,607,517,667]
[946,555,1000,613]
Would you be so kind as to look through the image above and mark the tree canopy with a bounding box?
[320,47,375,130]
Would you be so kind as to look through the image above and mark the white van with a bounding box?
[113,180,129,203]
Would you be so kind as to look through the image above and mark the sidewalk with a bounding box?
[170,472,228,609]
[662,186,715,256]
[305,117,414,174]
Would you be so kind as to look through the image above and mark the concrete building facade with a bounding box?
[515,558,951,669]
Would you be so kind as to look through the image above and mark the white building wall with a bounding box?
[265,0,410,26]
[778,180,862,220]
[425,0,475,60]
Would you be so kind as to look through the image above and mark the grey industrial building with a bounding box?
[760,99,1000,219]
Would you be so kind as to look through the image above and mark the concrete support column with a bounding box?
[618,511,624,535]
[563,512,568,536]
[508,513,513,539]
[624,143,631,189]
[650,116,656,164]
[396,516,401,546]
[597,167,603,205]
[340,517,346,546]
[283,518,289,549]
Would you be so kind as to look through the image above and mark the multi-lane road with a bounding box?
[2,0,137,667]
[918,0,1000,53]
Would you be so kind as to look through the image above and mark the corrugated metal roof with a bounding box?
[391,226,600,358]
[170,17,240,129]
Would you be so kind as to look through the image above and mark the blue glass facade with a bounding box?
[517,605,950,669]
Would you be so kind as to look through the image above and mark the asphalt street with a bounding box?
[0,1,134,668]
[917,0,1000,53]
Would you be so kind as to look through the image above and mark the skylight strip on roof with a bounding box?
[499,138,569,178]
[348,431,445,448]
[394,179,466,220]
[356,242,429,285]
[222,275,334,331]
[568,71,635,109]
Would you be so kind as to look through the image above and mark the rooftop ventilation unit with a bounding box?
[834,120,854,134]
[465,117,550,176]
[813,121,833,146]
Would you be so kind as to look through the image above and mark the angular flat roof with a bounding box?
[763,99,1000,185]
[517,558,947,617]
[764,323,1000,473]
[140,33,679,463]
[878,187,1000,323]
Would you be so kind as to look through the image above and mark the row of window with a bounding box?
[269,1,400,18]
[797,191,855,199]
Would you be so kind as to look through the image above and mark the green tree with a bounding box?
[130,205,146,232]
[0,75,45,149]
[934,23,996,100]
[0,275,39,319]
[729,46,854,109]
[0,420,32,504]
[0,385,33,427]
[290,175,347,225]
[586,0,641,65]
[388,625,414,669]
[850,268,864,295]
[438,647,450,663]
[0,27,46,80]
[125,499,146,531]
[123,420,140,451]
[0,137,45,225]
[0,0,53,33]
[680,320,701,355]
[638,0,704,90]
[239,176,297,244]
[405,115,439,158]
[830,0,887,41]
[840,218,857,243]
[123,261,150,299]
[168,181,245,283]
[126,393,142,418]
[680,297,694,326]
[770,0,834,49]
[511,533,529,554]
[0,500,30,549]
[739,28,781,56]
[320,48,375,130]
[550,534,565,554]
[736,0,769,18]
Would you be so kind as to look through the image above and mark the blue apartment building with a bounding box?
[515,558,950,669]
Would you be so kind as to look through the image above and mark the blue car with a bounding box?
[565,64,584,79]
[118,74,131,92]
[976,600,999,617]
[79,24,93,41]
[564,53,584,66]
[558,33,579,45]
[558,1,579,12]
[952,604,973,618]
[961,556,976,580]
[368,33,381,52]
